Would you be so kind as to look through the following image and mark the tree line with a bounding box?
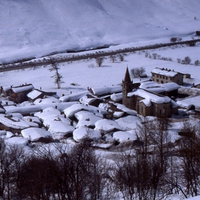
[0,117,200,199]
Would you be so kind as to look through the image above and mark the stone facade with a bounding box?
[122,68,178,117]
[151,67,183,85]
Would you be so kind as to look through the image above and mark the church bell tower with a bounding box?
[122,67,132,104]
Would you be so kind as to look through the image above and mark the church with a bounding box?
[122,68,178,117]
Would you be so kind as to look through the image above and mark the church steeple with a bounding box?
[122,67,132,103]
[124,67,131,83]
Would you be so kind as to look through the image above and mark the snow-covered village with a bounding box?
[0,0,200,199]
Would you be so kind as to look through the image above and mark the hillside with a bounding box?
[0,0,200,63]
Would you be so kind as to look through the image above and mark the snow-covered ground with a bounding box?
[0,0,200,63]
[0,1,200,199]
[0,44,200,146]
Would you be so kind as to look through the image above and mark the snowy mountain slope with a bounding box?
[0,0,200,62]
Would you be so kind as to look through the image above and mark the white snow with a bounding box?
[48,120,74,140]
[90,86,122,96]
[128,89,171,106]
[113,130,137,142]
[110,93,123,102]
[21,127,52,142]
[5,137,29,146]
[95,119,123,133]
[64,103,97,118]
[116,115,140,130]
[140,81,180,93]
[1,0,200,63]
[11,84,34,93]
[73,126,101,142]
[177,96,200,111]
[186,196,200,200]
[75,111,102,128]
[0,114,33,129]
[59,91,89,102]
[27,90,42,100]
[152,68,179,77]
[0,1,199,198]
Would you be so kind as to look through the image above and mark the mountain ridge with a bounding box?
[0,0,199,62]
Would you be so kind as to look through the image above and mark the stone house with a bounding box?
[5,84,34,103]
[151,67,183,85]
[122,68,178,117]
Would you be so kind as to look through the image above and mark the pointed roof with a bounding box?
[123,67,131,83]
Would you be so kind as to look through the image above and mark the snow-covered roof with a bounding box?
[64,103,97,118]
[89,86,122,96]
[5,137,29,146]
[163,82,180,91]
[21,127,52,142]
[59,91,89,102]
[11,84,34,93]
[128,89,171,106]
[0,114,34,129]
[116,115,140,130]
[110,93,122,102]
[73,126,101,142]
[75,110,102,128]
[79,94,103,106]
[151,68,179,77]
[48,120,74,139]
[2,86,11,92]
[177,95,200,110]
[95,119,123,133]
[27,89,42,100]
[115,103,137,115]
[140,81,180,93]
[113,130,137,142]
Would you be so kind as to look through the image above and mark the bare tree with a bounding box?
[135,117,171,199]
[95,57,104,67]
[178,121,200,197]
[118,54,124,62]
[131,67,145,78]
[110,55,116,63]
[49,58,64,89]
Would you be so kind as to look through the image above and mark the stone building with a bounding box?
[122,68,178,117]
[151,67,183,85]
[1,84,34,103]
